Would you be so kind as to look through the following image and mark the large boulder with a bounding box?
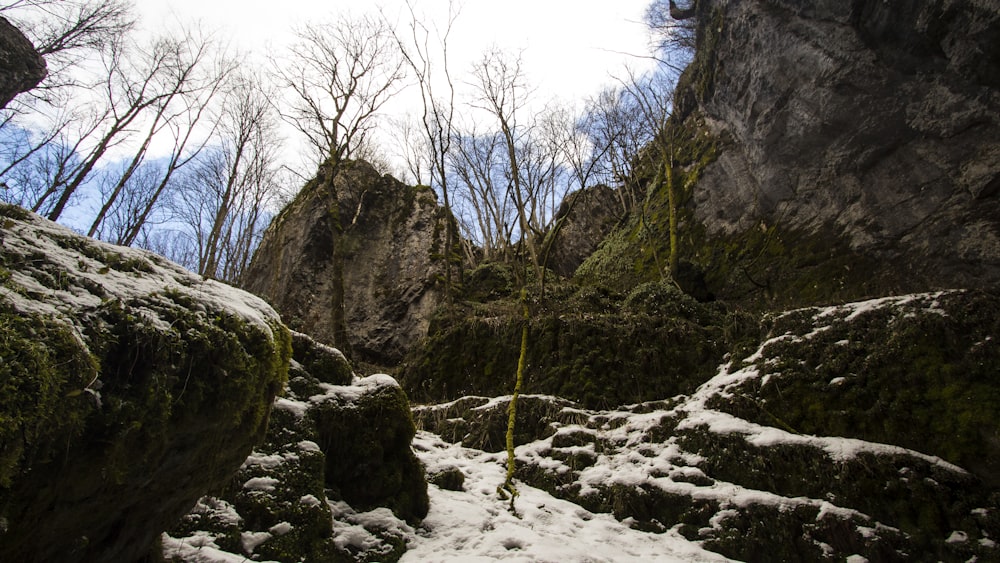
[0,204,291,562]
[0,17,46,108]
[243,160,449,367]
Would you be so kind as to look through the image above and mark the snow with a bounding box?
[240,531,272,553]
[272,396,309,418]
[186,498,242,528]
[300,494,323,508]
[0,209,283,341]
[162,532,275,563]
[400,432,732,562]
[309,374,402,404]
[242,477,279,492]
[947,530,969,544]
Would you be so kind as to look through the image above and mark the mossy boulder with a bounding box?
[711,290,1000,487]
[0,205,291,562]
[166,332,428,562]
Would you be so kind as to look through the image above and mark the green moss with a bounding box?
[400,288,727,409]
[0,303,98,488]
[716,291,1000,487]
[311,383,429,524]
[575,114,720,296]
[0,204,30,221]
[290,331,353,386]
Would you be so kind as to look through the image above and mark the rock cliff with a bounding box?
[585,0,1000,305]
[695,0,1000,298]
[243,160,448,368]
[0,204,291,562]
[0,17,46,109]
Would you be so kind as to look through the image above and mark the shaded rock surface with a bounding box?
[0,205,291,563]
[545,184,622,278]
[165,332,428,562]
[0,17,45,109]
[416,290,1000,562]
[243,160,448,368]
[683,0,1000,300]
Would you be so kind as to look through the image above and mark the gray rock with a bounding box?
[546,184,622,278]
[0,17,46,108]
[243,160,448,367]
[687,0,1000,291]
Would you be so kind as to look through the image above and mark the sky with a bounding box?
[136,0,657,96]
[134,0,659,176]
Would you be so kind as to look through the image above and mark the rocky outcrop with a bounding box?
[243,160,448,367]
[165,332,428,562]
[0,17,46,108]
[0,204,291,562]
[545,184,622,278]
[416,290,1000,562]
[663,0,1000,303]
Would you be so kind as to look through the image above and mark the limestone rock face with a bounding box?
[685,0,1000,296]
[0,205,291,563]
[243,160,447,367]
[546,184,622,278]
[0,17,46,108]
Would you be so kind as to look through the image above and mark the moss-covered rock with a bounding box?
[166,332,428,562]
[0,205,291,563]
[711,290,1000,487]
[312,375,429,524]
[399,282,728,409]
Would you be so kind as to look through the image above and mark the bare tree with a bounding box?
[387,114,430,185]
[580,85,650,214]
[392,0,462,299]
[178,72,279,279]
[644,0,698,72]
[88,27,232,240]
[31,27,221,222]
[271,13,406,355]
[274,14,406,168]
[471,48,542,282]
[449,127,515,262]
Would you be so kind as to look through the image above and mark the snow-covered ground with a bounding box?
[165,427,733,563]
[401,431,731,563]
